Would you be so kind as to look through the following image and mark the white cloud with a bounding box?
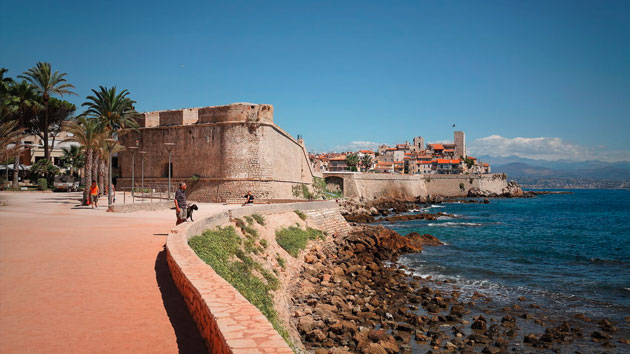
[331,140,384,152]
[469,135,630,162]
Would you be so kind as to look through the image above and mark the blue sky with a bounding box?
[2,1,629,161]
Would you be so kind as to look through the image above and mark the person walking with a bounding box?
[89,180,99,209]
[174,182,187,225]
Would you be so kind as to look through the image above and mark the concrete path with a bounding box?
[0,191,233,354]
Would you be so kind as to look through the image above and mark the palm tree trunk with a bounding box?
[43,98,50,162]
[98,159,105,197]
[84,148,92,186]
[12,151,20,189]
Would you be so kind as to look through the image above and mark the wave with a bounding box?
[427,222,483,227]
[429,204,445,208]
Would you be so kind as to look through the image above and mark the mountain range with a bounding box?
[477,156,630,181]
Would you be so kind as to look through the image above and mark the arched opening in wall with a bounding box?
[325,176,344,195]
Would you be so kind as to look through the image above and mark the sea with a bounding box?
[384,189,630,327]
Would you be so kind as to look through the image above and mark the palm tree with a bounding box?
[361,155,373,172]
[3,81,40,188]
[19,62,76,161]
[0,120,24,186]
[82,86,140,136]
[64,117,104,186]
[0,68,14,97]
[61,145,85,177]
[345,153,360,172]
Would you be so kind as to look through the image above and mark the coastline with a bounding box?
[285,195,630,353]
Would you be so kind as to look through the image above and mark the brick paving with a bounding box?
[0,192,230,354]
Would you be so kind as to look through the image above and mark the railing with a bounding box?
[113,184,177,205]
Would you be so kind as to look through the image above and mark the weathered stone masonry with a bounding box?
[117,103,314,202]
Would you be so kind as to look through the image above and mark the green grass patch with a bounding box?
[252,213,266,225]
[259,239,268,249]
[189,226,292,347]
[234,217,258,238]
[276,254,286,270]
[244,215,254,225]
[294,210,307,220]
[275,226,324,257]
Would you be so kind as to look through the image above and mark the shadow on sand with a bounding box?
[155,247,209,354]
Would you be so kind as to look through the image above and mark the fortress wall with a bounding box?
[324,173,509,199]
[353,174,428,199]
[424,174,508,197]
[119,103,313,202]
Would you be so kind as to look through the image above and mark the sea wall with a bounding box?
[323,172,509,199]
[166,201,348,354]
[117,103,314,202]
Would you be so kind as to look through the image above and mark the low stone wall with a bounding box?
[108,201,172,213]
[166,200,346,353]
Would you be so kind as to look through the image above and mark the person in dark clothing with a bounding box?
[242,191,254,206]
[174,182,187,225]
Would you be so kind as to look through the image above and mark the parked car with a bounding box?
[54,175,79,192]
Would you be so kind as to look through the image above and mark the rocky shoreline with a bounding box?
[287,200,629,354]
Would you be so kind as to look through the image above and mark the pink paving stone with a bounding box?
[227,338,258,348]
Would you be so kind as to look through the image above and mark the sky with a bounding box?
[2,0,629,161]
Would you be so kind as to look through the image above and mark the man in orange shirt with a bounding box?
[89,180,99,209]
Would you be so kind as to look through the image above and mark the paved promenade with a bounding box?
[0,191,231,354]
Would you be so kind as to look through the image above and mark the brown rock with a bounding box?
[362,343,387,354]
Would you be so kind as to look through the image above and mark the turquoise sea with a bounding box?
[385,190,630,325]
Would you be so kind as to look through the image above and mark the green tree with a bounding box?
[345,153,359,172]
[19,62,76,161]
[30,159,60,184]
[64,117,106,186]
[360,155,373,172]
[82,86,140,135]
[2,81,40,188]
[60,145,85,177]
[0,120,25,186]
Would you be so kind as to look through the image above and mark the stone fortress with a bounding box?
[117,103,314,202]
[117,102,514,202]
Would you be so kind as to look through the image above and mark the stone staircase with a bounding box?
[303,207,351,236]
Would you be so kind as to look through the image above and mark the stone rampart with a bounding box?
[323,172,509,199]
[118,103,314,202]
[166,201,346,353]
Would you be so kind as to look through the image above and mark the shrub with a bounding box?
[189,226,290,346]
[244,215,254,225]
[251,214,265,225]
[276,254,286,270]
[259,239,268,249]
[459,182,465,191]
[37,178,48,190]
[294,210,307,220]
[234,218,258,238]
[275,226,324,257]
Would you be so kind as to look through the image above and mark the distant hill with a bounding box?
[479,156,630,181]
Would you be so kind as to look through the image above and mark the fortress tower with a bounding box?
[412,136,425,152]
[117,103,314,202]
[454,131,466,158]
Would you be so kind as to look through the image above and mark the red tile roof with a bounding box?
[430,144,444,150]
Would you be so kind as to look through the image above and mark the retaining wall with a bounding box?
[323,172,509,199]
[166,200,347,353]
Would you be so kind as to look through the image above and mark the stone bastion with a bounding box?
[117,103,314,202]
[166,201,349,353]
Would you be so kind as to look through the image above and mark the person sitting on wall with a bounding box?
[242,191,254,206]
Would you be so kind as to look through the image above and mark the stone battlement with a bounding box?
[136,103,274,128]
[119,103,313,202]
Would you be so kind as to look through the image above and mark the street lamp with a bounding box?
[139,151,147,193]
[104,138,118,210]
[164,142,175,200]
[128,146,138,197]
